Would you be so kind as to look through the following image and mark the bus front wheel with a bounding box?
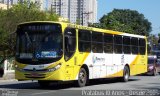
[76,68,88,87]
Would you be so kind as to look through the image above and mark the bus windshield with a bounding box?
[16,23,63,64]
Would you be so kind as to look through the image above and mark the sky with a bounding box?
[97,0,160,35]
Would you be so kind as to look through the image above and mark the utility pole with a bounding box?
[81,12,93,26]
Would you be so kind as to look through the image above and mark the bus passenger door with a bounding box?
[64,28,77,80]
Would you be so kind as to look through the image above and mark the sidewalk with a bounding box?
[0,71,16,82]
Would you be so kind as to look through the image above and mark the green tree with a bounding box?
[148,34,158,45]
[91,9,152,36]
[0,1,59,63]
[89,23,101,28]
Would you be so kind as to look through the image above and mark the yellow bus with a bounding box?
[15,21,147,87]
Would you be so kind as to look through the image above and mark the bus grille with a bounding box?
[24,73,45,78]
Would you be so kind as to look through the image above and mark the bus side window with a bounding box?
[64,28,76,61]
[139,38,146,55]
[123,36,131,54]
[104,33,113,53]
[114,35,122,54]
[78,29,91,52]
[131,37,138,54]
[92,32,103,53]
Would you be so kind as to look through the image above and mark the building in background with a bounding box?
[0,0,18,5]
[0,3,7,9]
[0,0,16,9]
[25,0,98,26]
[30,0,53,11]
[0,0,97,26]
[52,0,97,26]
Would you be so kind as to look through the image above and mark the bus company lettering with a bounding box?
[93,56,105,64]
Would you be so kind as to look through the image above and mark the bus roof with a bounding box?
[18,21,146,39]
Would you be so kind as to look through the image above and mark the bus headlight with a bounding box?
[48,64,62,72]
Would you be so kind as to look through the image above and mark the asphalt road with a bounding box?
[0,75,160,96]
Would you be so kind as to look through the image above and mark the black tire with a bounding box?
[38,80,51,87]
[122,66,130,82]
[76,68,88,87]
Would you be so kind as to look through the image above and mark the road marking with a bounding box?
[31,91,56,96]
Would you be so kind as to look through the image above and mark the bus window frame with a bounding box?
[103,33,113,53]
[91,31,103,53]
[78,29,92,53]
[114,35,123,54]
[64,27,77,61]
[123,36,131,54]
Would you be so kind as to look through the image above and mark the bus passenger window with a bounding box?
[64,28,76,61]
[123,36,131,54]
[114,35,122,54]
[139,39,146,55]
[92,32,103,53]
[131,37,138,54]
[104,34,113,53]
[78,30,91,52]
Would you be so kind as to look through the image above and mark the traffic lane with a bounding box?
[0,75,160,96]
[0,81,83,96]
[0,77,139,90]
[0,76,160,90]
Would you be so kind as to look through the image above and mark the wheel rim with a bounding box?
[79,70,86,84]
[124,69,129,80]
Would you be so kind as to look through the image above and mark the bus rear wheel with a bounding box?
[122,66,130,82]
[76,68,88,87]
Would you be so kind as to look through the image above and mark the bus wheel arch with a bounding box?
[122,64,130,82]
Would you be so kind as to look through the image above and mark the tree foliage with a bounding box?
[148,34,158,45]
[90,9,152,36]
[0,1,59,61]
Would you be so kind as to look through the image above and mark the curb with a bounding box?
[0,79,17,83]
